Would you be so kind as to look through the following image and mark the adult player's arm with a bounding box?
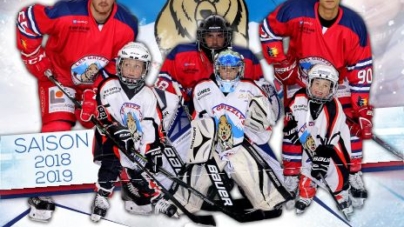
[345,31,373,139]
[17,4,60,80]
[282,97,303,176]
[259,2,292,64]
[16,4,56,54]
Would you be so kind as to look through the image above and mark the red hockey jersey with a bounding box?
[260,0,373,112]
[16,0,138,89]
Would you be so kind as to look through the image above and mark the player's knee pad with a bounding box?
[42,120,72,132]
[298,176,317,198]
[97,158,121,189]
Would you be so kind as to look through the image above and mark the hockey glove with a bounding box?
[21,47,52,81]
[357,105,373,140]
[145,145,163,174]
[108,124,135,152]
[283,114,299,144]
[80,89,97,122]
[273,55,299,85]
[347,119,362,138]
[311,145,333,180]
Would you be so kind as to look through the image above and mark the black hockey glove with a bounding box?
[145,144,163,174]
[108,124,135,152]
[283,115,299,144]
[311,145,333,180]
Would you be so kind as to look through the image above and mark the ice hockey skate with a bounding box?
[121,180,155,215]
[336,190,354,218]
[284,175,299,210]
[295,197,313,214]
[28,196,55,222]
[154,198,178,218]
[349,171,367,208]
[90,189,111,222]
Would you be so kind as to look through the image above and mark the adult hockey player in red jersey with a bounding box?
[16,0,138,222]
[259,0,373,208]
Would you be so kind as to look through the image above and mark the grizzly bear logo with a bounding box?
[155,0,249,55]
[218,115,234,150]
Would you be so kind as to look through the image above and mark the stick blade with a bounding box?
[190,214,216,226]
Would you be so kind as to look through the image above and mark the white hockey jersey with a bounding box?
[97,76,162,155]
[192,78,275,151]
[288,89,351,156]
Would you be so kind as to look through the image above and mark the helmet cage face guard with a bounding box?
[117,42,151,88]
[214,49,245,93]
[306,65,339,103]
[197,15,233,50]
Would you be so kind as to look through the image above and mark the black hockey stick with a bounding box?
[371,134,403,160]
[345,116,403,160]
[44,71,216,226]
[242,140,293,202]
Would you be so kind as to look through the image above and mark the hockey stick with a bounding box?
[242,140,293,202]
[44,71,216,226]
[371,134,403,160]
[345,117,403,160]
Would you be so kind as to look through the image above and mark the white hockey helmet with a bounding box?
[214,48,244,93]
[306,64,339,103]
[117,42,151,88]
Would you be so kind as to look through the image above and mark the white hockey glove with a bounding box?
[255,79,283,122]
[245,96,276,133]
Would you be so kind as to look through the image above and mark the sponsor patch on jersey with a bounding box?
[102,86,122,99]
[293,104,308,112]
[48,86,75,114]
[72,20,88,24]
[299,20,315,34]
[71,56,109,85]
[196,88,211,99]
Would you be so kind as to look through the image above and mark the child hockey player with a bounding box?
[80,42,163,221]
[282,64,354,217]
[154,48,289,219]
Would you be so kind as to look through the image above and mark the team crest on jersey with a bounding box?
[120,104,143,147]
[267,47,279,58]
[71,56,109,85]
[299,57,333,82]
[217,115,237,151]
[304,135,317,153]
[212,105,245,151]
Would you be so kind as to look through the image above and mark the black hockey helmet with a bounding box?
[197,14,233,50]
